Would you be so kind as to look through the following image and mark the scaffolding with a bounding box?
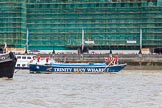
[0,0,26,48]
[0,0,162,50]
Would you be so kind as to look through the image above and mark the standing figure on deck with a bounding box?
[37,55,41,62]
[46,56,49,63]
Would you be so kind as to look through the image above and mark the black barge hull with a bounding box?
[0,52,17,78]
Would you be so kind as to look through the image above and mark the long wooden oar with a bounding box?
[103,61,113,72]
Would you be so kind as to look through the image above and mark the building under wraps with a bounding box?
[0,0,162,52]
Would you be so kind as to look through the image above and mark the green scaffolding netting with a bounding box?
[0,0,162,50]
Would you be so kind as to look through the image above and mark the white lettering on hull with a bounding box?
[49,67,107,72]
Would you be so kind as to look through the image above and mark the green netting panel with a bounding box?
[157,0,162,6]
[0,0,162,50]
[24,0,162,50]
[0,0,27,48]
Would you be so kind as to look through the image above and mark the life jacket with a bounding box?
[37,55,41,62]
[105,57,109,63]
[46,57,49,62]
[109,56,113,62]
[105,57,109,64]
[114,55,119,64]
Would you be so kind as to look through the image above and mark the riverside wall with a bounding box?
[40,53,162,70]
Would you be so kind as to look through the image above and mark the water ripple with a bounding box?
[0,70,162,108]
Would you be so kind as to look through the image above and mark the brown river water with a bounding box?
[0,70,162,108]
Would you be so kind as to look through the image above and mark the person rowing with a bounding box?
[103,55,118,72]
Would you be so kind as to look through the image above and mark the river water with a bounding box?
[0,70,162,108]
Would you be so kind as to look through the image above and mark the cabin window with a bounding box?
[17,64,20,67]
[22,57,26,59]
[22,64,26,67]
[17,56,21,59]
[27,57,32,59]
